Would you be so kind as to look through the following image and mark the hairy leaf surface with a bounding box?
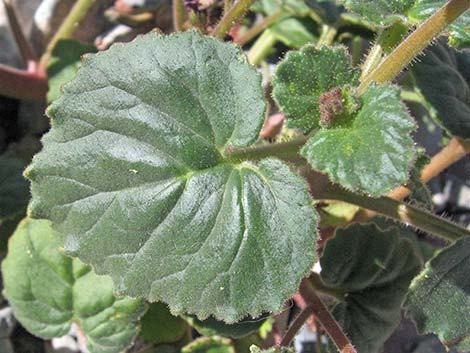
[273,45,360,132]
[412,41,470,139]
[26,30,318,323]
[320,223,421,353]
[301,84,416,196]
[339,0,414,24]
[250,346,294,353]
[406,237,470,351]
[1,218,146,353]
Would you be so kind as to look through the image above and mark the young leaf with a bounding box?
[1,218,146,353]
[26,30,319,323]
[140,302,188,344]
[411,40,470,139]
[407,0,470,48]
[406,237,470,351]
[250,346,294,353]
[273,45,360,132]
[182,336,235,353]
[47,39,97,103]
[0,152,30,221]
[301,84,416,196]
[320,223,421,353]
[338,0,414,25]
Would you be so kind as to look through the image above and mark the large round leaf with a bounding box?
[26,30,318,323]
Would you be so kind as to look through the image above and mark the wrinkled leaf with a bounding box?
[182,336,235,353]
[273,45,360,132]
[411,41,470,139]
[26,30,319,323]
[406,237,470,351]
[408,0,470,48]
[140,302,188,344]
[320,223,421,353]
[1,218,146,353]
[339,0,414,25]
[47,39,97,103]
[301,84,416,196]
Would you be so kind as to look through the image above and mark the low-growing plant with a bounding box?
[1,0,470,352]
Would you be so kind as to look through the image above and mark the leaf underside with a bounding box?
[1,218,146,353]
[26,30,319,323]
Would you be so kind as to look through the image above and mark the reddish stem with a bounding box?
[0,63,47,101]
[280,305,315,347]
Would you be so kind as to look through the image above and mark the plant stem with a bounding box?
[2,0,37,63]
[246,29,277,64]
[299,278,357,353]
[173,0,186,31]
[224,135,308,163]
[311,178,470,242]
[317,25,337,46]
[280,305,314,347]
[387,137,470,201]
[0,63,47,100]
[38,0,94,70]
[236,10,283,46]
[358,0,470,94]
[224,0,232,14]
[212,0,257,39]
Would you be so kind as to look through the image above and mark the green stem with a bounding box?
[246,30,277,65]
[39,0,94,70]
[236,10,284,46]
[173,0,186,31]
[299,278,357,353]
[212,0,257,39]
[224,136,308,163]
[351,36,362,67]
[313,181,470,242]
[358,0,470,94]
[317,25,337,46]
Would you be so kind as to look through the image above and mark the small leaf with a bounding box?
[273,45,360,132]
[0,152,30,221]
[182,336,235,353]
[250,345,294,353]
[320,223,421,353]
[407,149,432,209]
[267,18,317,49]
[140,302,188,344]
[184,314,267,339]
[338,0,414,25]
[1,218,146,353]
[47,39,97,103]
[26,30,319,323]
[407,0,470,48]
[406,237,470,351]
[301,84,416,196]
[411,40,470,139]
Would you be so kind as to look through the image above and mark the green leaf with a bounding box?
[272,45,360,132]
[407,0,470,48]
[406,237,470,351]
[338,0,414,25]
[182,337,235,353]
[411,40,470,139]
[26,30,319,323]
[407,149,432,209]
[320,223,421,353]
[267,18,317,49]
[301,84,416,196]
[140,302,188,344]
[1,218,146,353]
[0,152,30,221]
[184,314,267,339]
[250,346,294,353]
[47,39,97,103]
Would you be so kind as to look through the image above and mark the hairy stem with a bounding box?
[358,0,470,94]
[173,0,186,31]
[0,63,47,100]
[280,305,314,347]
[2,0,37,63]
[387,137,470,201]
[299,278,357,353]
[236,10,283,46]
[212,0,257,39]
[317,25,337,46]
[246,29,277,64]
[39,0,94,70]
[224,135,308,163]
[311,178,470,242]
